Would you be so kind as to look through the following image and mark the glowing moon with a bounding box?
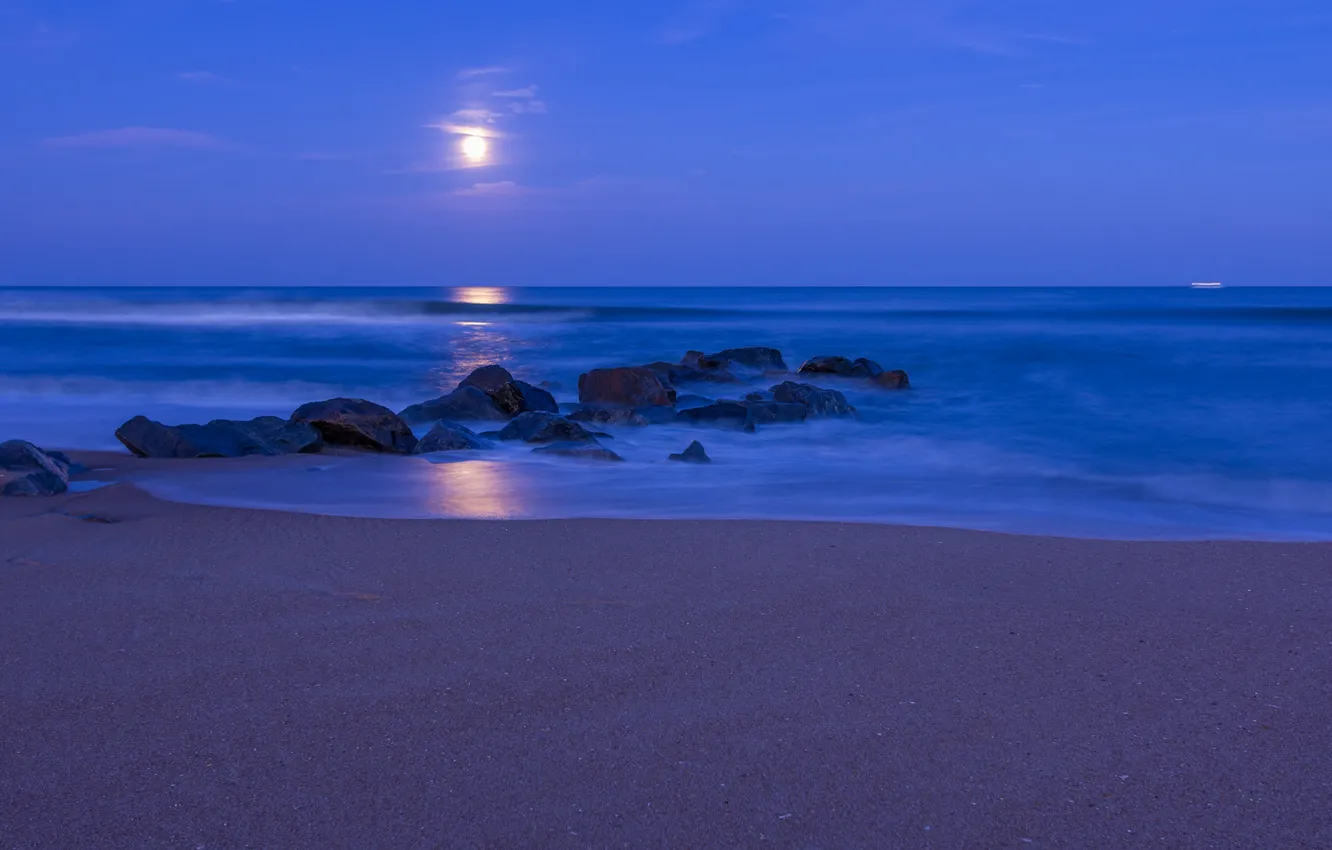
[461,134,488,163]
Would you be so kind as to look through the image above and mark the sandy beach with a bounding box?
[2,460,1330,849]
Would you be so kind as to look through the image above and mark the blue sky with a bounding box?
[1,0,1329,286]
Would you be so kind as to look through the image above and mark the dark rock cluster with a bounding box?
[3,348,909,485]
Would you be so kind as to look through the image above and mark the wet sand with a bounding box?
[2,463,1330,848]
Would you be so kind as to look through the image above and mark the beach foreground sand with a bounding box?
[2,471,1330,848]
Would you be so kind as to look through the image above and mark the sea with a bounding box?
[3,285,1331,541]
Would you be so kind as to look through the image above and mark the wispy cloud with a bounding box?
[427,121,504,138]
[43,127,234,150]
[453,180,526,197]
[176,70,232,84]
[450,107,504,124]
[660,0,735,45]
[493,86,537,98]
[1020,32,1088,46]
[509,100,547,115]
[457,65,510,79]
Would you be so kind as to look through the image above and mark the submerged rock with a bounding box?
[532,442,624,462]
[568,405,680,427]
[798,355,869,377]
[568,407,653,427]
[710,347,788,372]
[291,398,417,454]
[497,411,600,444]
[743,401,808,425]
[678,400,807,431]
[873,369,911,389]
[674,394,715,410]
[489,380,559,416]
[399,386,510,424]
[770,381,857,417]
[115,415,323,459]
[668,440,711,464]
[798,355,910,388]
[677,401,756,432]
[1,440,70,497]
[578,367,673,407]
[412,421,491,453]
[457,364,514,394]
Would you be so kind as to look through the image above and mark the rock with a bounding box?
[744,391,773,402]
[291,398,417,453]
[457,364,514,394]
[1,439,70,474]
[247,416,326,454]
[568,407,653,427]
[798,355,910,388]
[43,450,81,474]
[770,381,857,417]
[709,347,788,372]
[2,469,67,497]
[873,369,911,389]
[677,402,756,432]
[852,357,884,377]
[489,380,559,416]
[798,355,865,377]
[668,441,711,464]
[578,367,673,407]
[674,394,714,410]
[632,406,680,425]
[1,440,70,497]
[115,415,323,459]
[532,442,624,462]
[743,401,808,425]
[412,421,491,453]
[399,386,509,424]
[496,411,600,444]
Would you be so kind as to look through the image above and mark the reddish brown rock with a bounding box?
[577,367,673,407]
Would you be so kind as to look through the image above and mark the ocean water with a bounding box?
[3,285,1331,541]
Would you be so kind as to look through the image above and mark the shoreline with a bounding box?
[27,448,1332,544]
[4,481,1330,847]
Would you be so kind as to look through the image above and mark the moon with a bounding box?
[461,134,488,163]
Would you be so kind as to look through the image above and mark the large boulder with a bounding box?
[457,364,514,394]
[291,398,417,454]
[489,380,559,416]
[668,441,711,464]
[413,421,491,453]
[1,440,70,497]
[770,381,857,417]
[710,347,788,372]
[532,442,625,462]
[578,367,673,407]
[399,386,509,425]
[115,415,323,459]
[496,412,600,444]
